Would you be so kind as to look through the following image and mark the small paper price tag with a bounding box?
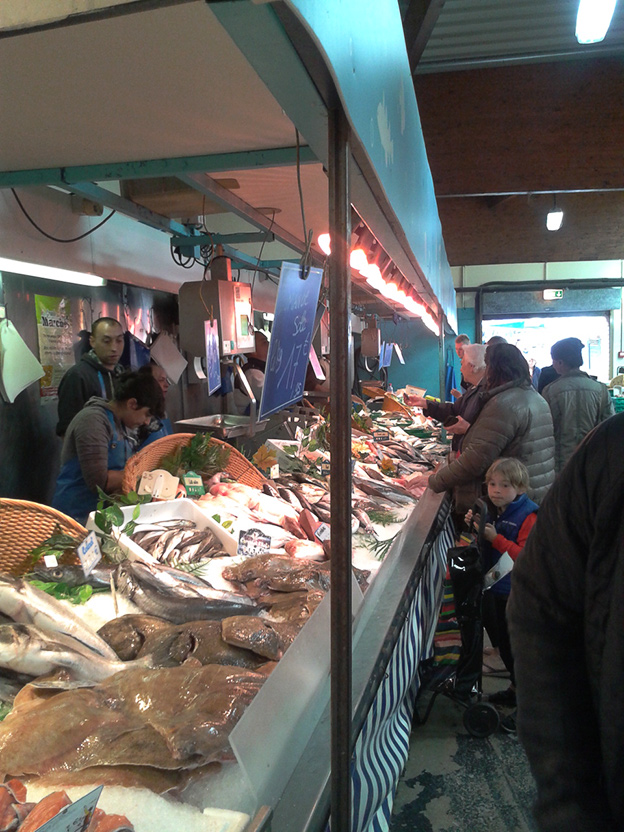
[314,523,331,542]
[38,785,103,832]
[320,461,331,476]
[372,429,390,442]
[269,464,280,479]
[182,470,205,498]
[237,528,271,558]
[43,554,59,568]
[295,426,305,443]
[77,531,101,578]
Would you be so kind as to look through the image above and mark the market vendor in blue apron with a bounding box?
[52,371,165,524]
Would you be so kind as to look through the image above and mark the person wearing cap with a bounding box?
[542,337,613,473]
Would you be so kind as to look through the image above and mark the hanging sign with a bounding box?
[259,261,324,420]
[35,295,74,401]
[204,319,221,395]
[379,342,394,369]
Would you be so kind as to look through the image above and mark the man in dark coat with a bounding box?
[56,317,125,436]
[508,413,624,831]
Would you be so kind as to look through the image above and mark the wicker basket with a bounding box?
[121,433,267,494]
[0,499,87,577]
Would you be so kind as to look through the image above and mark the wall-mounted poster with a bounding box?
[35,295,74,401]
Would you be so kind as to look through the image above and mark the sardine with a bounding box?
[0,575,118,661]
[0,623,149,682]
[28,564,115,589]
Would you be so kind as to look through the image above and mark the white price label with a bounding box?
[77,531,102,577]
[314,523,331,541]
[269,464,280,479]
[43,554,59,568]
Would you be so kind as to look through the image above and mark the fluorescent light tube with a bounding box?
[0,257,106,286]
[576,0,617,43]
[546,210,564,231]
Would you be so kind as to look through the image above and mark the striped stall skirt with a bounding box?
[350,516,454,832]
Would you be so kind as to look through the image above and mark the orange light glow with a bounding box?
[317,233,331,255]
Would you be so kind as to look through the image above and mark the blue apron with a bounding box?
[138,416,173,450]
[52,409,131,524]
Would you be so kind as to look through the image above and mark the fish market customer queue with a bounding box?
[52,371,165,524]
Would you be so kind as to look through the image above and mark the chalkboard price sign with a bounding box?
[259,261,324,420]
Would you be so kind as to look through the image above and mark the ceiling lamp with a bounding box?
[546,195,564,232]
[350,248,368,271]
[576,0,618,43]
[0,256,106,287]
[317,233,331,255]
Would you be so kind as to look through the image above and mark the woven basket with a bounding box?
[0,499,87,577]
[121,433,266,494]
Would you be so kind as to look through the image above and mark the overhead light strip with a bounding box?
[0,256,106,287]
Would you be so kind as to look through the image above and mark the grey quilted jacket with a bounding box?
[427,380,555,513]
[542,370,614,472]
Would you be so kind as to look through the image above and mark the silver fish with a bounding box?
[0,623,148,682]
[115,562,259,625]
[0,575,118,661]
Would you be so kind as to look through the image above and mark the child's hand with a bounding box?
[483,523,497,542]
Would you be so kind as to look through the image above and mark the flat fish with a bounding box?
[98,615,171,661]
[138,620,265,669]
[0,666,266,777]
[221,616,299,660]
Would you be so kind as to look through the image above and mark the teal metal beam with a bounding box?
[178,172,322,264]
[0,146,317,189]
[170,232,274,248]
[54,182,191,236]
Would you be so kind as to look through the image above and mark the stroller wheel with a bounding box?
[463,702,500,738]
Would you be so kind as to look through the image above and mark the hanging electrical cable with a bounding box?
[11,188,116,243]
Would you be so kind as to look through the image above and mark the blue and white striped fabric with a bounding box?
[351,517,454,832]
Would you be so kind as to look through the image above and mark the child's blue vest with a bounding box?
[485,492,538,596]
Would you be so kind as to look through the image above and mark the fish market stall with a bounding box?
[0,403,453,831]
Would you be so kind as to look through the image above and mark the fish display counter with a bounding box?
[0,407,453,831]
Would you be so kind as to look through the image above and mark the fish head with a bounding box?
[29,564,81,587]
[0,622,33,658]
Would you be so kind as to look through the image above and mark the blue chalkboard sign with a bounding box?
[379,341,394,369]
[204,319,221,395]
[259,261,324,420]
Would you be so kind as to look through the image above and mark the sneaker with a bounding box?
[488,686,516,706]
[500,710,517,734]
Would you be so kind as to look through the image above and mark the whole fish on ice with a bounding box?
[0,623,150,682]
[0,575,118,661]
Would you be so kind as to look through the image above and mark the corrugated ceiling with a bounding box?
[411,0,624,73]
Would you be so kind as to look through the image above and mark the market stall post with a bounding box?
[328,105,352,832]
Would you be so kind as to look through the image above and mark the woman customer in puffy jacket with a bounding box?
[419,344,555,514]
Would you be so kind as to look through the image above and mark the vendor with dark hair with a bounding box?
[136,363,173,447]
[52,371,164,523]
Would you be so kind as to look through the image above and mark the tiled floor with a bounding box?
[391,655,538,832]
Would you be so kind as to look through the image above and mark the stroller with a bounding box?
[413,499,500,738]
